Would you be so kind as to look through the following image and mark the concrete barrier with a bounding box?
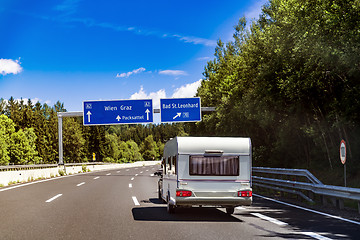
[0,161,161,187]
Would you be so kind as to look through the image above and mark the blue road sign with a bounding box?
[160,97,201,123]
[83,99,153,125]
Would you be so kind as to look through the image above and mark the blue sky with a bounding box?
[0,0,267,115]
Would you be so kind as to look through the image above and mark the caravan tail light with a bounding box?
[176,190,192,197]
[238,191,252,197]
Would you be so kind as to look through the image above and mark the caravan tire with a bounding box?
[167,196,176,214]
[158,186,162,200]
[226,207,234,215]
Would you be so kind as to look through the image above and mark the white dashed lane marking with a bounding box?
[45,194,63,203]
[132,196,140,206]
[251,213,288,226]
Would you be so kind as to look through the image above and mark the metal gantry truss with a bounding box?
[57,107,216,165]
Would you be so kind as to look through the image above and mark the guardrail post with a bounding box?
[330,197,337,208]
[338,199,344,210]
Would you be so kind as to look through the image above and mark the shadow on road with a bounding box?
[132,205,243,222]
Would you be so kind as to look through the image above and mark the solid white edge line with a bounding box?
[46,194,63,203]
[235,206,245,210]
[132,196,140,206]
[77,182,85,187]
[254,194,360,226]
[251,212,288,226]
[129,183,132,188]
[0,167,126,193]
[299,232,333,240]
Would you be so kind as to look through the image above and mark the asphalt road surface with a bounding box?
[0,164,359,239]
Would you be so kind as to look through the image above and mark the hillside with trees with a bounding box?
[194,0,360,186]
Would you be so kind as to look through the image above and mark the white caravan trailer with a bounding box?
[158,136,252,214]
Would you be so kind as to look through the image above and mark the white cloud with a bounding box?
[0,58,23,75]
[197,56,211,61]
[159,70,187,76]
[171,79,202,98]
[171,35,217,47]
[116,67,146,78]
[54,0,82,16]
[130,86,166,109]
[244,0,268,21]
[129,79,202,110]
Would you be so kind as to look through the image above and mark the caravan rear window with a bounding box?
[189,155,239,176]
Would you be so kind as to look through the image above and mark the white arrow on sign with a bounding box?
[86,111,92,122]
[116,115,121,121]
[173,113,181,119]
[145,109,150,120]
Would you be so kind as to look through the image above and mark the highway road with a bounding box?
[0,164,359,239]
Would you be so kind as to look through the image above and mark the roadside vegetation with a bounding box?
[193,0,360,187]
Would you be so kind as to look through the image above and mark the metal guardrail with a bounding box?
[252,167,360,213]
[253,167,323,185]
[0,162,108,171]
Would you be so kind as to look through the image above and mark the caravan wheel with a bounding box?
[158,186,162,200]
[167,196,176,214]
[226,207,234,214]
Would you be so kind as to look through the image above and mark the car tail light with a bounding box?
[238,190,252,197]
[176,190,192,197]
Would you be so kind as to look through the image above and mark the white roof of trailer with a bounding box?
[166,137,251,155]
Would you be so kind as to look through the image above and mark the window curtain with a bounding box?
[189,156,239,176]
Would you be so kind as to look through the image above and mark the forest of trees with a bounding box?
[193,0,360,185]
[0,97,190,165]
[1,0,359,186]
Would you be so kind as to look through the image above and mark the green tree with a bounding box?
[141,135,158,160]
[127,140,143,162]
[9,128,40,165]
[63,118,85,163]
[0,115,16,165]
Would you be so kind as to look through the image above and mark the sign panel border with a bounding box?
[160,97,201,123]
[83,98,154,126]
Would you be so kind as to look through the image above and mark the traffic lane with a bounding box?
[39,170,135,240]
[129,166,159,206]
[0,168,133,239]
[130,169,359,240]
[246,195,360,239]
[129,167,301,240]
